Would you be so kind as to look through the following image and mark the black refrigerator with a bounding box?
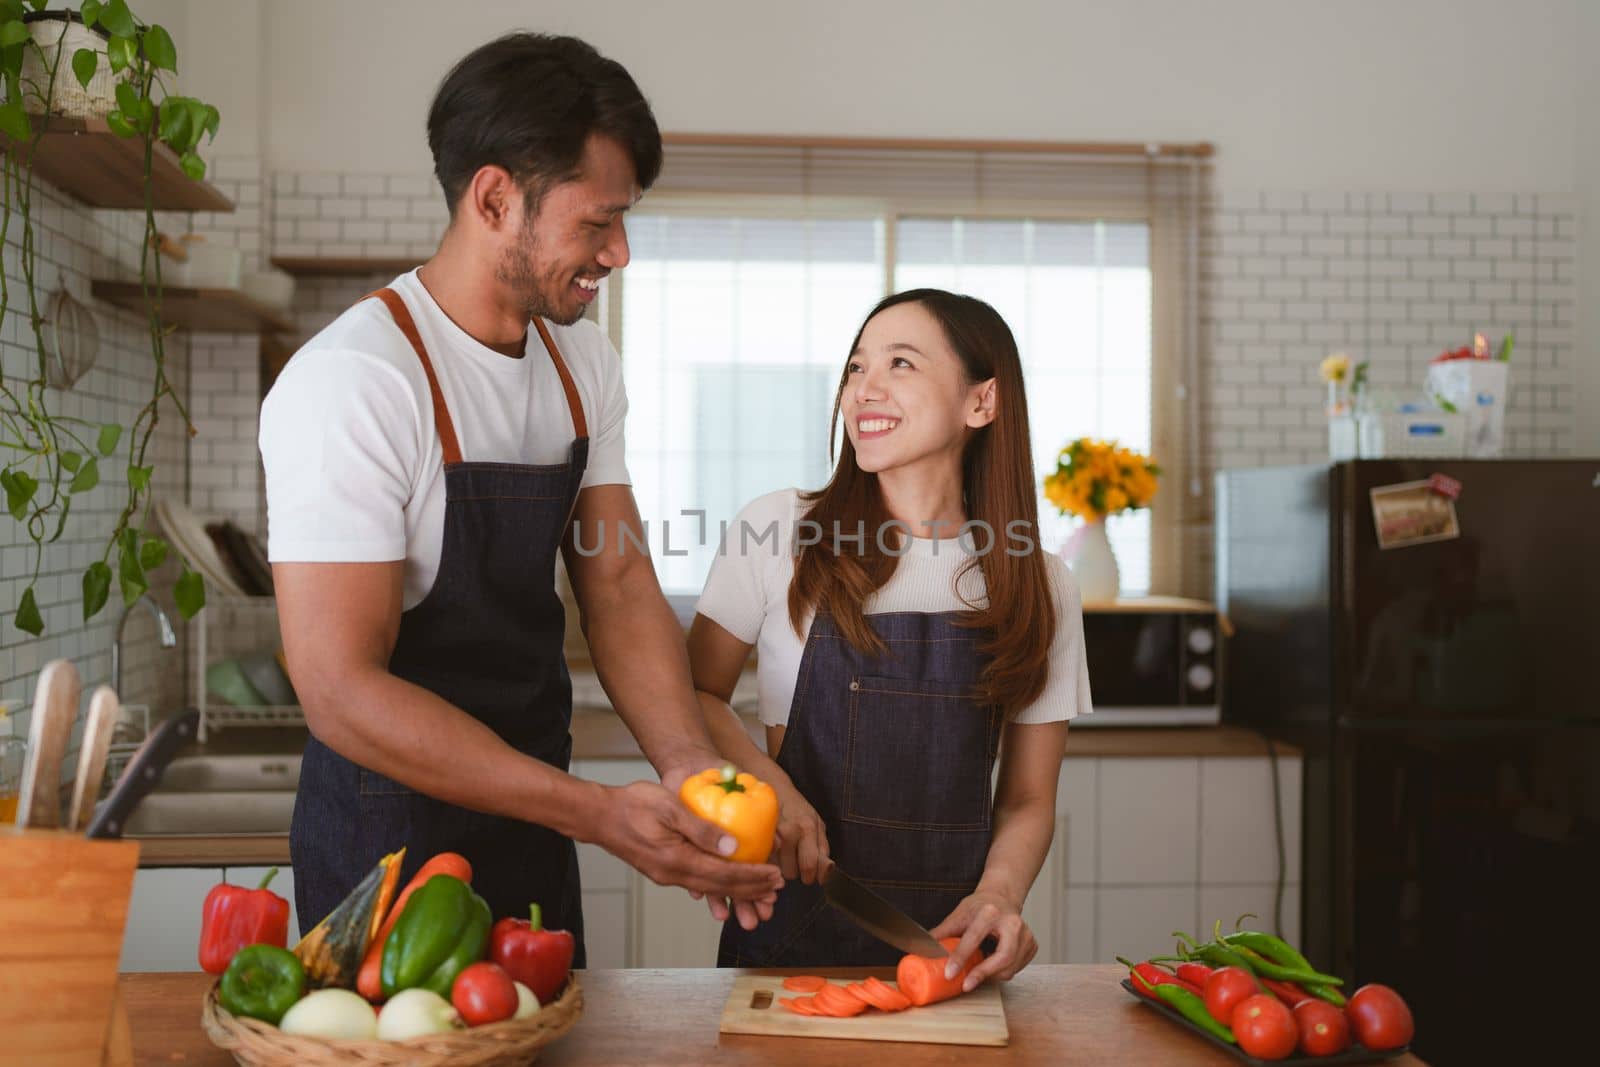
[1217,460,1599,1065]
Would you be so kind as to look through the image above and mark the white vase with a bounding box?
[1061,520,1120,604]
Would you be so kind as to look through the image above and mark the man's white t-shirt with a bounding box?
[695,489,1093,728]
[259,270,630,609]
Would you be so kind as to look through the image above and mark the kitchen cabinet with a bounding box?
[571,749,1301,970]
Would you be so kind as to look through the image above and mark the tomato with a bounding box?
[1346,984,1414,1051]
[1295,999,1351,1056]
[451,961,518,1027]
[1203,966,1258,1026]
[1233,994,1298,1060]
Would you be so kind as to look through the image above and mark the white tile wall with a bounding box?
[1,156,267,770]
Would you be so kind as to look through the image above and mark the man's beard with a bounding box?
[495,219,583,326]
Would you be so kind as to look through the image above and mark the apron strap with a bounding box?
[365,287,464,466]
[531,317,590,441]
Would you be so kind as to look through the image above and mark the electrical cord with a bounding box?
[1266,736,1286,936]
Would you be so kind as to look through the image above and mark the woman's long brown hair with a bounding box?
[787,289,1057,717]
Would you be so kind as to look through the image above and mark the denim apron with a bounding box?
[291,287,589,965]
[718,609,1003,967]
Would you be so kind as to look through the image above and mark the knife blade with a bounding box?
[821,862,948,958]
[85,708,198,839]
[15,659,82,830]
[67,686,119,832]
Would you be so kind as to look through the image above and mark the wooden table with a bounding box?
[125,965,1427,1066]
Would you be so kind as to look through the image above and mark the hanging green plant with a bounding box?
[1,0,219,635]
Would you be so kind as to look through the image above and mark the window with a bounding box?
[598,137,1210,602]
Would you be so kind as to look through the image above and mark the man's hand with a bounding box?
[592,781,783,907]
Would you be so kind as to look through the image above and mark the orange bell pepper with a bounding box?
[678,764,779,863]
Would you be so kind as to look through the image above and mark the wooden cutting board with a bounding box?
[719,974,1008,1047]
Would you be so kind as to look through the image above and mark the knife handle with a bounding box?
[85,709,198,840]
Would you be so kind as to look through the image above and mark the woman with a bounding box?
[689,289,1091,990]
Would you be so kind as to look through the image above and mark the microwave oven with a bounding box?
[1076,598,1222,726]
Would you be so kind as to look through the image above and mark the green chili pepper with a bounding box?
[1155,982,1237,1044]
[380,874,492,998]
[218,943,306,1025]
[1222,928,1319,973]
[1304,981,1348,1007]
[1230,943,1344,987]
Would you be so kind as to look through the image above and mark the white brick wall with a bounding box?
[269,171,445,261]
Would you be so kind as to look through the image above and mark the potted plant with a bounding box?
[1043,438,1160,603]
[0,0,220,635]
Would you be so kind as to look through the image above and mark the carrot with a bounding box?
[355,851,473,1001]
[845,980,899,1013]
[862,976,912,1012]
[782,975,829,993]
[813,983,868,1017]
[779,996,816,1015]
[895,937,981,1007]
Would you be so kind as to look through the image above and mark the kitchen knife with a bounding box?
[821,862,949,958]
[15,659,82,830]
[67,686,119,832]
[85,708,198,839]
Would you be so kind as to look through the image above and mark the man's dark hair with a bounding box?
[427,33,663,216]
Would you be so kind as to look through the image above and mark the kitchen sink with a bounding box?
[122,727,307,837]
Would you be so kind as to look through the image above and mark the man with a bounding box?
[260,33,781,957]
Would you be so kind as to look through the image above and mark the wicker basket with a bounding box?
[201,974,583,1067]
[19,14,127,119]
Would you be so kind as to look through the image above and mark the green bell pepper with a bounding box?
[218,943,306,1025]
[379,873,491,998]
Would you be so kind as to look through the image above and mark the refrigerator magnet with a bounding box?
[1370,480,1461,549]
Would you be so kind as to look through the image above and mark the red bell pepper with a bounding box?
[489,903,574,1004]
[198,867,291,975]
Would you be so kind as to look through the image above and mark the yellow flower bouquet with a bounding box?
[1043,438,1160,522]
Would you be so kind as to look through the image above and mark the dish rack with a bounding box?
[195,595,305,742]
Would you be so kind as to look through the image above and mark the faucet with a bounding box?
[111,594,177,699]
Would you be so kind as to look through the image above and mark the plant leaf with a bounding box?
[113,80,139,117]
[3,467,37,519]
[100,0,135,38]
[48,493,71,543]
[200,103,219,140]
[28,0,47,12]
[0,2,23,24]
[0,20,30,49]
[97,422,122,456]
[128,464,152,491]
[174,567,206,618]
[104,108,136,138]
[179,150,205,181]
[139,535,168,572]
[158,97,190,148]
[141,24,176,72]
[82,560,111,621]
[107,34,135,75]
[0,99,30,141]
[71,46,98,90]
[69,457,99,494]
[60,450,82,473]
[118,537,147,606]
[15,585,43,636]
[80,0,102,28]
[1497,333,1514,363]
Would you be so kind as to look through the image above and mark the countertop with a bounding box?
[124,965,1427,1066]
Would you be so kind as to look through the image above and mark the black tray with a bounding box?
[1120,980,1411,1065]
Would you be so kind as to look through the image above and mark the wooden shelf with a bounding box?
[271,256,419,277]
[0,117,233,212]
[90,280,293,334]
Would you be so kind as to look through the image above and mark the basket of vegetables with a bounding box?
[198,851,583,1067]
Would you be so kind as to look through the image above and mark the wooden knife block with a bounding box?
[0,826,140,1067]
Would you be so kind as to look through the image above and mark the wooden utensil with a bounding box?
[719,974,1008,1047]
[67,685,119,832]
[15,659,81,830]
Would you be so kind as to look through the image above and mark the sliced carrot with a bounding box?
[864,976,913,1012]
[779,996,816,1015]
[813,983,868,1017]
[782,975,829,993]
[845,981,898,1013]
[895,937,981,1007]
